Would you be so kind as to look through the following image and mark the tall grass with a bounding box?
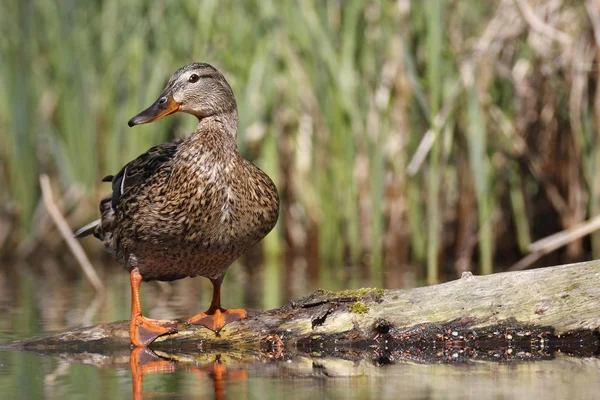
[1,0,599,301]
[425,0,443,284]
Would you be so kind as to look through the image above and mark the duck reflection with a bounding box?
[130,348,248,400]
[130,348,177,399]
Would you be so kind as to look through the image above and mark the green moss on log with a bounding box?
[350,301,369,314]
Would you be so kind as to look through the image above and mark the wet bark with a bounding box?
[2,260,599,356]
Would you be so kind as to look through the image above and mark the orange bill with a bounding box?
[128,94,180,127]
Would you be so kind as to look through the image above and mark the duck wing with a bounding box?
[74,139,182,241]
[109,139,182,210]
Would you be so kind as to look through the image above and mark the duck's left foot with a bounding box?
[187,309,247,332]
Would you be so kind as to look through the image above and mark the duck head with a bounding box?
[128,63,237,127]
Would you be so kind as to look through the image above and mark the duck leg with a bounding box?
[130,268,178,347]
[187,277,247,332]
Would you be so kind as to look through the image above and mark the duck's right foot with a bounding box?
[130,316,178,347]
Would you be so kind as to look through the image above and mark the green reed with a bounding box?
[1,0,597,301]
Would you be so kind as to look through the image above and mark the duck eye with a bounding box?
[188,74,200,83]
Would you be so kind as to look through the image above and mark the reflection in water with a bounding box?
[130,348,248,400]
[1,346,597,400]
[130,348,178,400]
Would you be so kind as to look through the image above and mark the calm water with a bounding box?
[1,263,599,399]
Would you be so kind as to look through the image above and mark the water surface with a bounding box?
[1,263,599,399]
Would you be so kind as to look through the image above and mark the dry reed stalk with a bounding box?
[39,175,104,293]
[382,31,411,288]
[510,214,600,270]
[454,143,477,276]
[586,0,600,258]
[277,109,306,301]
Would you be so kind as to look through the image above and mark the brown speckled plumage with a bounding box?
[76,63,279,346]
[101,130,278,283]
[78,63,279,284]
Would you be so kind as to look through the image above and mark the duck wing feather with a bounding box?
[74,139,182,245]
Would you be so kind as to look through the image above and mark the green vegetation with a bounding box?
[1,1,597,303]
[349,301,369,315]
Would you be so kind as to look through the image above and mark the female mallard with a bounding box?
[75,63,279,347]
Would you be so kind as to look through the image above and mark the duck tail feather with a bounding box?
[74,219,100,238]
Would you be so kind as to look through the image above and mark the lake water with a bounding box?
[1,263,599,399]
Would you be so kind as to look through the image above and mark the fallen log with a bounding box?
[2,260,600,361]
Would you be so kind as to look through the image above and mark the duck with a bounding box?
[75,62,280,347]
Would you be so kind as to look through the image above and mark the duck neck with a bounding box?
[195,109,238,141]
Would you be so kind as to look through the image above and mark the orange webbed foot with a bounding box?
[187,309,247,332]
[130,315,178,347]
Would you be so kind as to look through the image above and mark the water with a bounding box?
[1,348,599,399]
[1,263,599,399]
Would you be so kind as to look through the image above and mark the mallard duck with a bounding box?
[75,63,280,347]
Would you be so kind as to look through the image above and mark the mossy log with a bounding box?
[2,261,600,361]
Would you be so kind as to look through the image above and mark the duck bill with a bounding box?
[128,95,180,127]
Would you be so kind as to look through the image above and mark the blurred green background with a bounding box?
[1,0,599,307]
